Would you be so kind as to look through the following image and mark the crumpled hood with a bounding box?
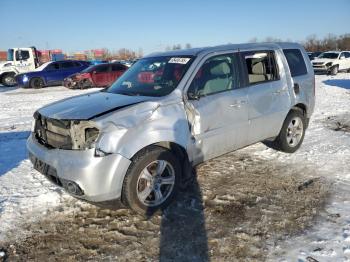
[38,91,153,120]
[312,58,335,64]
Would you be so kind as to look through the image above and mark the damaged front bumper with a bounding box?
[27,134,131,202]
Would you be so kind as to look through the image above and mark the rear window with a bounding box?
[283,49,307,77]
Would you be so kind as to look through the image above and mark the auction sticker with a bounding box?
[168,57,191,64]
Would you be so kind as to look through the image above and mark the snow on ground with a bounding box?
[0,86,101,241]
[0,74,349,260]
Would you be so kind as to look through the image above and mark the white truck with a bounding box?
[312,51,350,75]
[0,47,39,86]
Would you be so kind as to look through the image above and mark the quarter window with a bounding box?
[46,63,60,70]
[188,54,235,97]
[243,51,279,85]
[283,49,308,77]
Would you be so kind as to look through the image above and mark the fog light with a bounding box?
[62,180,84,196]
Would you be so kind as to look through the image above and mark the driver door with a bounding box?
[186,53,249,164]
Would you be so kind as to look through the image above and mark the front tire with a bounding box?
[271,110,306,153]
[1,73,16,87]
[30,77,44,89]
[122,146,181,215]
[330,65,339,76]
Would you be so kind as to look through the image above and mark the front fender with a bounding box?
[95,102,191,160]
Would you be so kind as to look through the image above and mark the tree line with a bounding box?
[98,34,350,60]
[249,34,350,52]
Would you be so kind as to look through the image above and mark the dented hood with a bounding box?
[38,91,152,120]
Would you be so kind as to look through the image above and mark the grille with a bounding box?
[34,114,73,149]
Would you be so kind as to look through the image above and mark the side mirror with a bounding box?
[92,71,97,74]
[340,56,345,60]
[187,91,200,100]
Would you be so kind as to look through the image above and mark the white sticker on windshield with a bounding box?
[168,57,191,64]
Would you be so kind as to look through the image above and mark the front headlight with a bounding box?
[4,63,11,67]
[325,62,333,67]
[23,75,29,82]
[85,127,99,146]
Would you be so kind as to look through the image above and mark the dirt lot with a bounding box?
[0,146,329,262]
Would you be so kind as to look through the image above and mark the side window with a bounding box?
[15,50,30,60]
[188,54,234,97]
[112,64,127,71]
[46,63,60,70]
[94,65,109,73]
[283,49,308,77]
[61,61,75,69]
[73,61,82,67]
[345,52,350,58]
[243,51,279,85]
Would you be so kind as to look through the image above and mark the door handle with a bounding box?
[230,100,247,108]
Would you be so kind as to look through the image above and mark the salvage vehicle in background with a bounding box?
[307,51,322,61]
[16,60,90,88]
[0,47,40,86]
[312,51,350,75]
[27,42,315,215]
[64,63,128,89]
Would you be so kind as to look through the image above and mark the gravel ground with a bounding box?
[0,147,329,261]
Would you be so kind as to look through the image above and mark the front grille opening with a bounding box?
[34,113,73,150]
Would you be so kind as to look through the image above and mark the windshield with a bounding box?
[7,49,14,61]
[107,56,194,97]
[318,52,339,59]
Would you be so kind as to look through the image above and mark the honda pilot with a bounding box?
[27,43,315,215]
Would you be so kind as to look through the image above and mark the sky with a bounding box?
[1,0,349,55]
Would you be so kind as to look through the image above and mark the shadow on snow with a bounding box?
[0,131,30,176]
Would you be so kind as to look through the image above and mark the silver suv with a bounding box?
[27,43,315,214]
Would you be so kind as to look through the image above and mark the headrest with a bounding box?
[209,60,231,76]
[252,62,264,75]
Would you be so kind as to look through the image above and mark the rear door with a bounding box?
[241,50,291,143]
[186,53,249,164]
[91,64,110,86]
[111,64,127,85]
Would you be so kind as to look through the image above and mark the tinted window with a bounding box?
[243,51,279,84]
[46,63,60,70]
[94,65,110,73]
[61,61,75,69]
[112,64,127,71]
[73,61,82,67]
[188,54,235,97]
[283,49,308,77]
[345,52,350,58]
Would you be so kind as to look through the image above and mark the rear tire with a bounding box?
[270,110,306,153]
[122,146,181,216]
[1,73,16,87]
[30,77,44,89]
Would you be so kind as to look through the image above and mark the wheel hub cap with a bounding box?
[136,160,175,207]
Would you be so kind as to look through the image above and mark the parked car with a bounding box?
[311,51,350,75]
[307,51,322,61]
[16,60,90,88]
[64,63,128,89]
[27,42,315,215]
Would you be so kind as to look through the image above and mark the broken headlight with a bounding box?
[84,127,99,149]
